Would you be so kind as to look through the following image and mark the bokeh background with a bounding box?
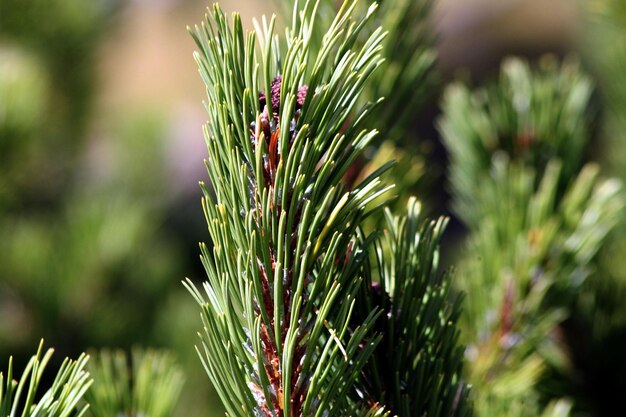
[0,0,611,416]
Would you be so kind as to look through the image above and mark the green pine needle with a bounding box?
[0,341,92,417]
[439,56,593,227]
[354,197,470,417]
[439,56,624,417]
[186,1,393,416]
[84,348,184,417]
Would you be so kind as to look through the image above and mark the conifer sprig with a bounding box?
[276,0,439,219]
[355,198,470,417]
[277,0,436,142]
[439,57,625,417]
[362,0,435,141]
[440,57,593,228]
[186,1,392,415]
[84,349,184,417]
[0,341,91,417]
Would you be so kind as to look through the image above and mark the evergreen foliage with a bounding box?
[355,198,469,417]
[439,57,624,416]
[0,341,91,417]
[276,0,439,210]
[0,0,185,371]
[185,0,468,415]
[185,1,390,414]
[85,349,184,417]
[562,3,626,415]
[359,0,435,142]
[4,2,626,417]
[276,0,435,142]
[440,57,594,227]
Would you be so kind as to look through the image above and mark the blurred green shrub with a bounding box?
[0,0,189,379]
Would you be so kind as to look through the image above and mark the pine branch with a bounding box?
[185,1,392,416]
[439,57,593,228]
[0,341,92,417]
[276,0,436,142]
[354,197,470,417]
[356,0,439,214]
[439,56,625,416]
[84,349,184,417]
[362,0,435,142]
[562,5,626,414]
[275,0,438,213]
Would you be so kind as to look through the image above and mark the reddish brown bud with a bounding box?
[259,75,308,115]
[297,85,308,108]
[270,75,283,113]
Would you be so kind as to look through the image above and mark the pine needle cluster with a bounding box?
[5,2,626,417]
[0,342,91,417]
[185,0,468,416]
[439,57,624,416]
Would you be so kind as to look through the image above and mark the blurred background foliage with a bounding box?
[1,0,626,416]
